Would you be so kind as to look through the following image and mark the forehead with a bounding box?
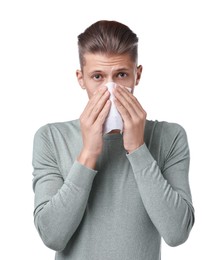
[82,53,136,72]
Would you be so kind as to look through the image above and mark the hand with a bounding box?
[77,87,111,169]
[113,85,147,153]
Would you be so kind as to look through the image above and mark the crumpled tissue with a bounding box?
[103,82,131,134]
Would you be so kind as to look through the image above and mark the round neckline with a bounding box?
[73,119,123,140]
[103,133,122,140]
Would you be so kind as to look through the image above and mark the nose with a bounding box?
[105,77,115,85]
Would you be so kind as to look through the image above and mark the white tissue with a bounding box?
[103,82,131,134]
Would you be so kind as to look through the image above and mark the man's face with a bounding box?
[76,53,142,98]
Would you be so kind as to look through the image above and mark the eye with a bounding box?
[117,72,127,78]
[92,74,103,80]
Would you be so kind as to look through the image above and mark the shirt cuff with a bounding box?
[126,143,155,173]
[65,161,97,190]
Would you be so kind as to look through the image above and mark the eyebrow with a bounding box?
[89,70,103,74]
[89,68,130,75]
[113,67,130,71]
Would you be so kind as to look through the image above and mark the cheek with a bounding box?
[115,76,136,88]
[85,89,93,99]
[84,83,103,99]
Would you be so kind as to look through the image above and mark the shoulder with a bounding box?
[145,120,187,140]
[158,121,189,165]
[34,119,80,139]
[161,121,187,140]
[145,120,189,165]
[160,121,188,149]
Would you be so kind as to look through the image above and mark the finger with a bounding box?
[89,90,110,122]
[94,100,111,128]
[117,85,142,110]
[82,87,108,117]
[114,98,132,124]
[81,87,110,123]
[113,86,138,118]
[114,85,146,117]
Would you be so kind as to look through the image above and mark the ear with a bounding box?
[76,70,85,89]
[135,65,143,86]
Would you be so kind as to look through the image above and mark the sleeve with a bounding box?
[32,124,97,251]
[126,123,195,247]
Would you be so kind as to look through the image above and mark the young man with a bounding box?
[32,20,194,260]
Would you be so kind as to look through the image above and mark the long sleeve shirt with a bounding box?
[32,119,194,260]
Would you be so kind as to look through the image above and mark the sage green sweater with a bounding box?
[32,119,194,260]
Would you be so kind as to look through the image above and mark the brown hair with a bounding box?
[77,20,138,68]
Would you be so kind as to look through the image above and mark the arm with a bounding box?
[32,125,97,251]
[114,86,194,246]
[32,86,111,251]
[126,124,195,246]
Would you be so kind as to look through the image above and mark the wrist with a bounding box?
[125,142,145,154]
[77,149,99,170]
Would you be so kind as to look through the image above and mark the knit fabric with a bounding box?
[32,119,194,260]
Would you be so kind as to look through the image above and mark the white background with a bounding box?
[0,0,221,259]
